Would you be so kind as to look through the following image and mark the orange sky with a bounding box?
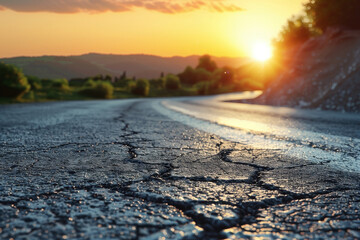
[0,0,306,58]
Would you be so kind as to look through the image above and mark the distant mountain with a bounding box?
[0,53,246,80]
[0,56,113,80]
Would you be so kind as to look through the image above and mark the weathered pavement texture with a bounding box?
[1,98,360,239]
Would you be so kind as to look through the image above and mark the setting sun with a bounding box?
[252,41,273,61]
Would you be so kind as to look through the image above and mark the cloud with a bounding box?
[0,0,244,14]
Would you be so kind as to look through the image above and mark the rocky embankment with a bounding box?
[253,29,360,113]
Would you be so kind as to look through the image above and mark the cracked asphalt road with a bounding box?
[1,95,360,239]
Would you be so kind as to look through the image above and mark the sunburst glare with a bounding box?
[251,41,273,61]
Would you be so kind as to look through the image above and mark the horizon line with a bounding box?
[0,52,247,60]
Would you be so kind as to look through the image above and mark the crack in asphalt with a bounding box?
[1,159,357,239]
[1,100,360,239]
[219,148,274,171]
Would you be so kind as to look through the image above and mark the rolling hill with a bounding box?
[0,53,245,80]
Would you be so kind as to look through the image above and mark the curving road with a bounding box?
[1,93,360,239]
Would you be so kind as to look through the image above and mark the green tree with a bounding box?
[84,79,96,87]
[114,78,135,89]
[104,74,112,82]
[196,55,217,73]
[120,71,127,81]
[178,66,195,85]
[165,74,181,90]
[214,67,235,86]
[305,0,360,31]
[79,81,114,99]
[27,75,42,90]
[277,0,360,48]
[276,15,315,47]
[150,78,165,89]
[69,78,90,87]
[196,81,211,95]
[93,74,103,81]
[0,62,30,98]
[178,66,212,85]
[51,78,69,91]
[131,78,150,96]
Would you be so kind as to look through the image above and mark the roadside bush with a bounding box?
[214,67,235,86]
[196,81,214,95]
[40,79,53,88]
[178,66,213,85]
[165,74,180,90]
[127,81,136,91]
[27,75,42,90]
[23,90,35,100]
[0,62,30,98]
[51,78,69,91]
[131,78,150,96]
[79,81,114,99]
[69,78,89,87]
[113,78,136,90]
[150,78,165,89]
[195,78,228,95]
[83,79,96,87]
[46,90,62,100]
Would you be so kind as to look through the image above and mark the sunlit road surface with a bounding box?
[1,94,360,239]
[158,92,360,173]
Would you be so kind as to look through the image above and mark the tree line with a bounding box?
[275,0,360,48]
[0,54,266,102]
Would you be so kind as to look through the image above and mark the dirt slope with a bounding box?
[254,29,360,113]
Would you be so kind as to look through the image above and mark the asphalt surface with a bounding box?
[1,94,360,239]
